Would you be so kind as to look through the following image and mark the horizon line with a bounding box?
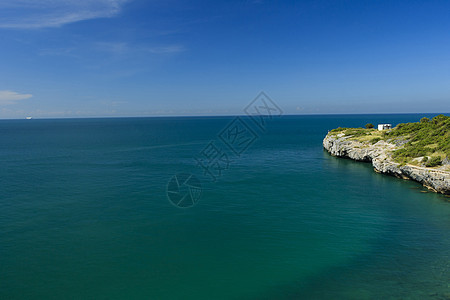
[0,112,448,121]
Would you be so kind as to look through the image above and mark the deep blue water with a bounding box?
[0,114,449,299]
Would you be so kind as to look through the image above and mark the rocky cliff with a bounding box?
[323,133,450,196]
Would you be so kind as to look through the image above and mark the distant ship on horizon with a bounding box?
[26,116,32,120]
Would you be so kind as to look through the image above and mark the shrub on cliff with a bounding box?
[425,156,442,167]
[370,137,381,144]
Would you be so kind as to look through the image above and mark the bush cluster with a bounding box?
[425,156,442,167]
[386,114,449,164]
[370,137,381,144]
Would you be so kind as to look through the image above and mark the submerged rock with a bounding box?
[323,134,450,196]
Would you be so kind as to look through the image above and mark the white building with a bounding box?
[378,124,392,130]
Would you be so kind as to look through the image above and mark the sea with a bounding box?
[0,114,449,299]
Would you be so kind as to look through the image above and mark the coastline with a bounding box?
[323,133,450,196]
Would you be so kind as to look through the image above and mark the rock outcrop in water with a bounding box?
[323,133,450,196]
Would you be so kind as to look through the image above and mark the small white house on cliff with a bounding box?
[378,124,392,130]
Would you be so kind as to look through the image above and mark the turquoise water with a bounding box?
[0,114,449,299]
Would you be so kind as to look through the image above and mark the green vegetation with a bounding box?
[365,123,374,129]
[370,137,382,144]
[329,127,383,143]
[386,114,449,166]
[329,127,348,133]
[329,114,450,167]
[425,156,442,167]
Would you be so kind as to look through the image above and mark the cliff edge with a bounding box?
[323,133,450,196]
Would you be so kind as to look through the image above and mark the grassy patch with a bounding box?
[329,127,383,143]
[387,114,450,165]
[370,137,382,144]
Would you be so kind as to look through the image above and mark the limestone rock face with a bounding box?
[323,134,450,195]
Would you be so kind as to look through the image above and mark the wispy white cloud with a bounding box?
[0,0,130,29]
[147,45,185,54]
[38,47,78,57]
[94,42,186,55]
[94,42,130,55]
[0,90,32,105]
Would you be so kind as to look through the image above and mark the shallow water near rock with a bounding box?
[0,114,449,299]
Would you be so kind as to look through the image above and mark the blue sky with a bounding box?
[0,0,449,118]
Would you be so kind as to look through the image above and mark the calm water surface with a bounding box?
[0,114,449,299]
